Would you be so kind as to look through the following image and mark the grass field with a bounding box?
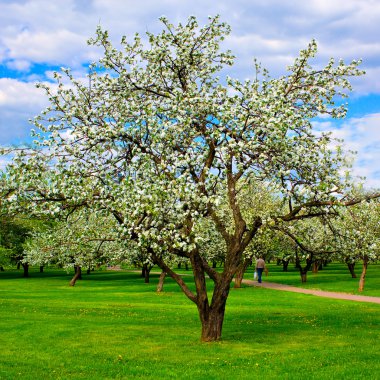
[0,267,379,379]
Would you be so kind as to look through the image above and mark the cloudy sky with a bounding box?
[1,0,379,187]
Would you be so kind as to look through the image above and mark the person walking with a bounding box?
[255,256,266,283]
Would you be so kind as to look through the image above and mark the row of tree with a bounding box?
[1,16,379,341]
[1,189,378,290]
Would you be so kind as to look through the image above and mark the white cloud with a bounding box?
[314,113,380,189]
[0,0,379,82]
[0,78,49,143]
[3,29,96,66]
[0,78,46,109]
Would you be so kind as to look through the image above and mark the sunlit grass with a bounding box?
[0,268,379,379]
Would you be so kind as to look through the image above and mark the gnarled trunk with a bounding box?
[69,266,82,286]
[198,279,231,342]
[358,256,368,292]
[156,271,167,292]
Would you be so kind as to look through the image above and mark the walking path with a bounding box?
[242,279,380,304]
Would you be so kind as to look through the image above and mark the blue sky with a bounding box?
[0,0,379,187]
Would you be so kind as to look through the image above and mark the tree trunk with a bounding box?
[39,266,44,273]
[0,266,4,271]
[190,251,233,342]
[358,256,368,292]
[198,279,231,342]
[142,263,151,283]
[347,262,357,278]
[212,261,217,268]
[312,261,319,274]
[22,263,29,278]
[69,266,82,286]
[299,258,313,283]
[156,271,167,292]
[234,257,252,288]
[17,262,21,270]
[200,307,226,342]
[282,259,289,272]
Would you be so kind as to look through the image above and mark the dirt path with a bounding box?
[242,279,380,304]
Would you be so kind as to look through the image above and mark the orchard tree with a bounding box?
[2,16,376,341]
[332,199,380,292]
[275,217,339,282]
[0,216,45,276]
[24,209,126,285]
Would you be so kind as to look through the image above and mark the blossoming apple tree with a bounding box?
[2,16,373,341]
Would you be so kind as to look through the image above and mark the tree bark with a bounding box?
[39,266,44,273]
[142,263,151,283]
[299,257,313,283]
[347,262,357,278]
[156,271,167,292]
[22,263,29,278]
[282,259,289,272]
[0,266,4,271]
[234,257,252,288]
[358,256,368,292]
[69,266,82,286]
[312,261,319,274]
[199,279,231,342]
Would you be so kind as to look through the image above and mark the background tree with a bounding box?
[332,199,380,291]
[0,216,46,277]
[276,217,338,282]
[24,209,125,285]
[1,16,372,341]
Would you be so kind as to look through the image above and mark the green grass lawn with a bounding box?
[0,268,379,379]
[243,262,380,297]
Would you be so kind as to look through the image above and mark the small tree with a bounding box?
[333,199,380,291]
